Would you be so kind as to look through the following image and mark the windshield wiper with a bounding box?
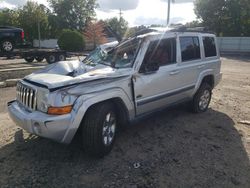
[83,58,93,65]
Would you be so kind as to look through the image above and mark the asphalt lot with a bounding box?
[0,56,250,187]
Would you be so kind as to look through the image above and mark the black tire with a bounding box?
[24,57,35,63]
[1,39,14,52]
[191,83,212,113]
[35,57,44,62]
[46,54,57,64]
[58,54,66,61]
[82,102,117,157]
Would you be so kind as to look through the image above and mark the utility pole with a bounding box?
[119,8,123,22]
[37,13,41,49]
[167,0,171,26]
[38,21,41,48]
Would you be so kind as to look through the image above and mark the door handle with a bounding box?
[197,65,205,69]
[170,70,180,75]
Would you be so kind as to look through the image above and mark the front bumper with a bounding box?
[8,100,72,143]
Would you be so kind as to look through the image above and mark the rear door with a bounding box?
[176,34,203,97]
[201,35,221,80]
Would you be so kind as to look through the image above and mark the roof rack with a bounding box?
[169,25,215,34]
[128,28,158,38]
[120,25,215,44]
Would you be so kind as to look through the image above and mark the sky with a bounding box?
[0,0,196,26]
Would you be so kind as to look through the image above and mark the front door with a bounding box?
[133,37,189,115]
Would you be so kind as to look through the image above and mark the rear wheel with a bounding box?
[1,39,14,52]
[191,83,212,113]
[46,54,57,64]
[58,54,66,61]
[82,102,117,157]
[24,57,34,63]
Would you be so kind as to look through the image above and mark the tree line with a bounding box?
[0,0,250,44]
[193,0,250,36]
[0,0,129,43]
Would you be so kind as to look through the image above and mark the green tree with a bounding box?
[105,17,128,39]
[47,13,62,38]
[49,0,97,31]
[58,29,85,51]
[194,0,250,36]
[0,9,19,26]
[18,1,50,41]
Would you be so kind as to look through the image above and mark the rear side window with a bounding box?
[180,37,201,62]
[203,37,217,57]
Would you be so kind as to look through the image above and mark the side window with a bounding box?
[142,38,176,68]
[203,37,217,57]
[180,36,201,62]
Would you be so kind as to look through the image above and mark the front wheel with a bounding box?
[191,83,212,113]
[82,102,117,157]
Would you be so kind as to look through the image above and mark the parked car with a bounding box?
[0,26,24,52]
[8,27,222,157]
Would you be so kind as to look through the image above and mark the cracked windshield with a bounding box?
[84,39,141,68]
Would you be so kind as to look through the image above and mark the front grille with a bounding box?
[16,82,37,110]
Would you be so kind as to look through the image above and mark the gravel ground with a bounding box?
[0,56,249,188]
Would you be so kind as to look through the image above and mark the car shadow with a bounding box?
[0,106,250,188]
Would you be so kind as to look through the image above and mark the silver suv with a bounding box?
[8,27,222,157]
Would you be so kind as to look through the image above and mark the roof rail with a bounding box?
[169,26,215,34]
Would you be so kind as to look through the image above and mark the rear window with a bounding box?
[203,37,217,57]
[180,37,201,62]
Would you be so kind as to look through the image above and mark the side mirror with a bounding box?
[141,63,159,74]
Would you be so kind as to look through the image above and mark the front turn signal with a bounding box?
[48,105,73,115]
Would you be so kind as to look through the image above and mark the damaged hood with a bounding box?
[24,60,131,90]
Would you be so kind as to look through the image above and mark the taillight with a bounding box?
[21,31,24,40]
